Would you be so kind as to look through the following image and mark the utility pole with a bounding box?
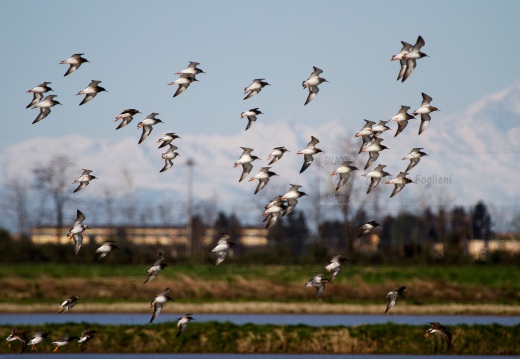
[186,159,195,258]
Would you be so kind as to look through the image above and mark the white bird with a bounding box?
[78,329,96,346]
[241,108,263,131]
[331,161,358,191]
[305,273,328,299]
[390,106,416,137]
[52,334,79,353]
[248,167,277,194]
[77,80,107,106]
[402,148,428,172]
[58,295,81,314]
[92,241,120,263]
[137,113,163,144]
[157,132,181,149]
[361,137,388,170]
[67,209,90,255]
[281,184,307,201]
[413,92,440,135]
[385,172,414,198]
[325,255,349,282]
[263,196,286,229]
[391,41,413,81]
[424,322,452,349]
[176,314,195,337]
[72,169,97,193]
[244,78,270,100]
[355,119,376,138]
[27,330,49,351]
[401,36,428,82]
[32,95,61,124]
[384,286,407,313]
[211,233,237,266]
[302,66,328,105]
[160,144,180,172]
[143,252,168,284]
[297,136,323,173]
[362,164,391,194]
[168,73,199,97]
[115,109,141,130]
[357,221,382,237]
[26,82,52,108]
[234,147,260,182]
[371,121,392,136]
[175,61,204,75]
[267,146,289,165]
[150,288,174,323]
[60,53,89,76]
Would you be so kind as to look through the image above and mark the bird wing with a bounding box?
[315,284,325,299]
[173,84,189,97]
[385,297,396,313]
[367,177,382,194]
[406,157,421,172]
[240,162,252,182]
[73,182,87,193]
[150,302,163,323]
[73,233,83,255]
[243,89,259,100]
[245,117,256,131]
[402,59,416,82]
[418,113,431,135]
[26,92,43,109]
[92,252,107,263]
[421,92,433,105]
[300,154,314,173]
[397,59,407,81]
[33,107,51,124]
[79,93,96,106]
[254,178,268,195]
[116,117,132,130]
[176,323,187,338]
[282,199,297,217]
[394,120,409,137]
[390,184,405,198]
[413,35,426,50]
[304,85,319,105]
[329,267,341,282]
[139,125,153,144]
[153,253,166,266]
[64,64,78,76]
[214,250,228,266]
[160,159,173,172]
[73,210,86,227]
[364,151,380,170]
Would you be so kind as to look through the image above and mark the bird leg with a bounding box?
[53,345,60,353]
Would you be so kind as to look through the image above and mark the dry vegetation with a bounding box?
[0,322,519,355]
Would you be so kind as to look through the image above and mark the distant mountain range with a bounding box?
[1,83,519,232]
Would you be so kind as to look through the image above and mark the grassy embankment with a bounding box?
[0,322,519,355]
[0,263,518,313]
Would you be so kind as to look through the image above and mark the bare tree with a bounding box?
[333,135,375,254]
[3,177,32,236]
[32,155,74,242]
[119,168,137,225]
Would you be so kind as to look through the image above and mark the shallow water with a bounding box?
[0,313,519,327]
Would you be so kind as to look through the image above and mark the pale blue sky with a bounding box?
[1,0,519,146]
[0,1,519,232]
